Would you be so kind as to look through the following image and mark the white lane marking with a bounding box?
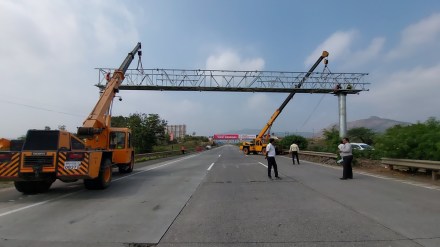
[0,192,79,217]
[113,154,197,182]
[355,171,440,191]
[207,163,214,171]
[0,154,199,218]
[259,162,268,168]
[218,155,221,157]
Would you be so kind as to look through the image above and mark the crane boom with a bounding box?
[256,51,329,140]
[239,51,329,155]
[78,42,142,136]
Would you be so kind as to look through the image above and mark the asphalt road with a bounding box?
[0,145,439,247]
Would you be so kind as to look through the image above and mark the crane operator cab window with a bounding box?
[109,132,126,150]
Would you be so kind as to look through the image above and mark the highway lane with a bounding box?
[0,145,439,246]
[158,145,440,247]
[0,149,222,247]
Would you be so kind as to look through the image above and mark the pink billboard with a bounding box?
[213,134,239,140]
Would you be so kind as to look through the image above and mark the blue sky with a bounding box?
[1,0,440,138]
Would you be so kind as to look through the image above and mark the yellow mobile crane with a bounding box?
[240,51,329,155]
[0,138,10,151]
[0,43,141,194]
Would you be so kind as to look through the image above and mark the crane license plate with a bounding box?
[64,161,81,170]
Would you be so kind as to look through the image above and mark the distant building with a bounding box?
[166,125,186,140]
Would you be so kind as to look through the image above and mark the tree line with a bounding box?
[112,113,167,154]
[279,117,440,161]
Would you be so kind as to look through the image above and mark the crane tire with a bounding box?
[119,155,134,174]
[14,180,53,194]
[84,159,112,190]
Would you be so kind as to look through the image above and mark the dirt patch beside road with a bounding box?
[298,155,440,186]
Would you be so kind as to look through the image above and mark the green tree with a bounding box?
[184,135,209,142]
[144,113,168,147]
[347,127,376,145]
[322,126,341,152]
[111,116,127,127]
[111,113,168,153]
[278,135,308,150]
[374,117,440,161]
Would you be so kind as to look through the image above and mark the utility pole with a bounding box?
[337,93,347,138]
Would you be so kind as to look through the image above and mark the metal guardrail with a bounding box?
[381,158,440,180]
[299,151,338,159]
[134,147,208,161]
[287,151,440,181]
[134,150,184,161]
[286,150,339,166]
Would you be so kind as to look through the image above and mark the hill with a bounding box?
[325,116,411,133]
[223,116,411,138]
[223,128,314,138]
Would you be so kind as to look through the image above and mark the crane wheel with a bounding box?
[14,180,53,194]
[119,155,134,174]
[243,148,249,155]
[84,159,112,190]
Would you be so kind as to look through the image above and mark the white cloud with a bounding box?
[0,0,140,138]
[245,94,270,111]
[305,30,358,66]
[1,1,438,139]
[348,37,386,69]
[305,16,440,129]
[205,50,265,71]
[305,30,386,71]
[352,64,440,122]
[387,13,440,60]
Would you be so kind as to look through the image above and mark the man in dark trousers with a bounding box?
[289,142,300,164]
[266,138,281,179]
[339,137,353,180]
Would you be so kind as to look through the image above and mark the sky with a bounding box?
[1,0,440,139]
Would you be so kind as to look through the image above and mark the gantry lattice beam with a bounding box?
[96,68,369,94]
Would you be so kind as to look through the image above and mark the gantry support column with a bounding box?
[338,93,347,138]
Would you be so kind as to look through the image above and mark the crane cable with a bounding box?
[136,50,144,75]
[300,59,332,130]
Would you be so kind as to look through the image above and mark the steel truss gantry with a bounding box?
[96,68,369,94]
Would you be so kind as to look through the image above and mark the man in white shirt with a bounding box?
[339,137,353,180]
[266,138,281,179]
[289,143,300,165]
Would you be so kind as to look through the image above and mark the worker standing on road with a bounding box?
[339,137,353,180]
[266,138,281,180]
[181,145,185,155]
[289,142,300,165]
